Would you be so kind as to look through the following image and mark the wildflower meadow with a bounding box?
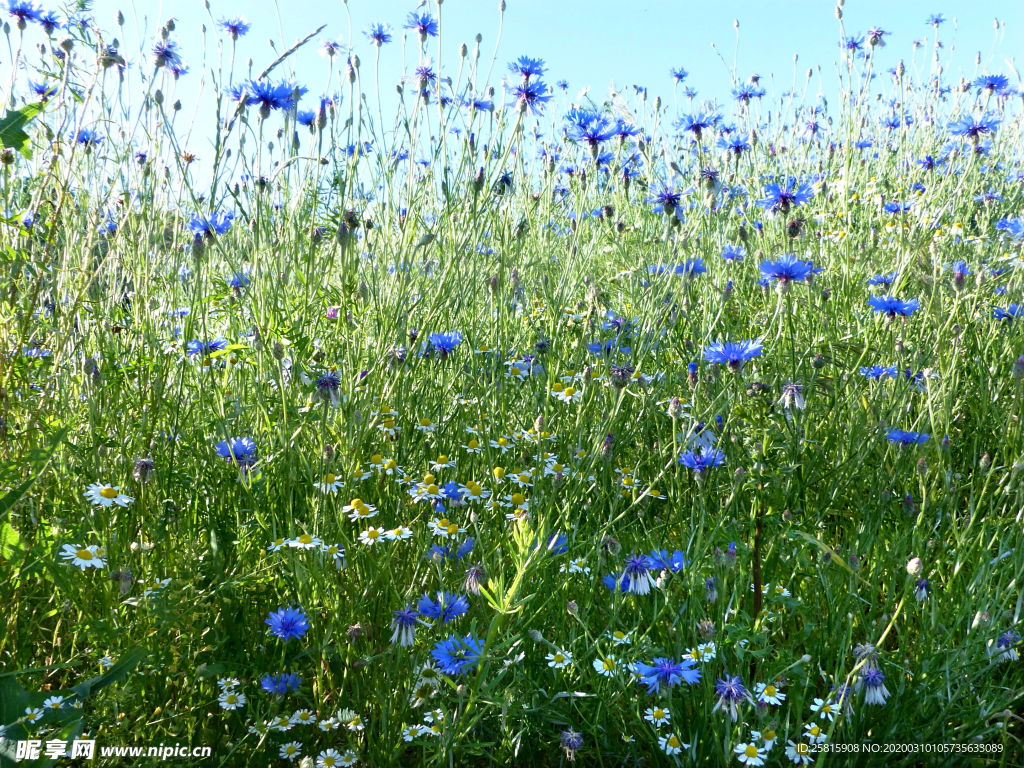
[1,0,1024,765]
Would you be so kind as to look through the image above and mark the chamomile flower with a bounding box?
[760,729,778,750]
[378,416,400,436]
[546,649,573,668]
[756,681,786,705]
[289,533,322,550]
[267,537,288,552]
[338,751,358,767]
[809,697,837,721]
[428,516,466,538]
[461,437,483,453]
[268,715,294,732]
[384,525,413,540]
[608,629,631,646]
[458,481,489,501]
[644,706,671,726]
[61,543,106,570]
[411,477,445,502]
[686,642,716,662]
[314,472,344,494]
[290,709,317,726]
[318,717,340,731]
[659,733,689,755]
[344,499,378,522]
[735,742,767,766]
[316,748,343,768]
[338,708,364,731]
[415,417,437,433]
[21,707,44,723]
[509,470,534,488]
[560,558,590,574]
[359,526,386,545]
[279,742,303,761]
[786,740,815,765]
[218,690,246,710]
[490,435,515,453]
[217,677,240,691]
[431,454,455,470]
[593,655,618,676]
[804,722,828,744]
[321,543,346,568]
[500,492,529,511]
[42,695,65,710]
[85,482,133,507]
[552,383,583,403]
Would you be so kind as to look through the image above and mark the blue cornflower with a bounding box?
[28,80,57,100]
[564,109,618,150]
[507,79,551,115]
[883,201,912,214]
[602,571,623,592]
[973,74,1009,93]
[914,578,930,601]
[508,55,547,82]
[759,253,815,289]
[867,270,898,288]
[431,634,484,675]
[545,533,569,555]
[732,83,765,103]
[218,15,250,39]
[76,128,104,147]
[885,429,929,445]
[993,305,1024,321]
[648,184,683,215]
[428,331,462,357]
[245,79,300,115]
[995,217,1024,240]
[756,177,814,214]
[674,111,719,140]
[37,7,60,33]
[442,481,462,501]
[6,0,41,26]
[404,11,438,39]
[314,372,341,406]
[717,134,751,156]
[364,22,393,46]
[615,120,640,139]
[648,550,687,572]
[634,657,701,694]
[622,554,655,595]
[670,66,688,83]
[860,365,898,380]
[417,592,469,624]
[678,447,727,474]
[296,109,316,128]
[215,436,258,467]
[713,674,751,720]
[186,338,228,357]
[867,295,920,317]
[721,244,746,261]
[840,34,865,52]
[152,38,184,68]
[926,13,946,26]
[188,211,234,239]
[390,605,419,646]
[260,672,302,694]
[462,93,493,112]
[266,606,310,641]
[948,112,1000,141]
[702,339,763,371]
[428,538,474,562]
[648,260,705,277]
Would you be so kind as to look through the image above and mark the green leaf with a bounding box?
[0,521,21,560]
[0,102,45,159]
[0,424,69,521]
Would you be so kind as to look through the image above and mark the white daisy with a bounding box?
[318,717,340,732]
[593,656,618,677]
[546,649,573,669]
[430,454,455,470]
[560,558,590,574]
[809,698,836,722]
[267,537,288,552]
[384,526,413,541]
[643,706,670,726]
[608,630,631,646]
[427,516,465,539]
[658,733,689,755]
[218,691,246,710]
[342,498,377,521]
[458,481,489,501]
[321,543,346,568]
[288,533,322,550]
[338,750,358,767]
[290,708,317,726]
[313,472,344,494]
[217,677,239,691]
[359,527,385,546]
[735,741,767,765]
[461,438,483,454]
[84,482,133,508]
[755,681,786,705]
[804,722,828,744]
[785,740,815,765]
[489,436,515,453]
[42,695,65,710]
[316,748,342,768]
[415,417,436,433]
[61,543,105,570]
[279,741,302,761]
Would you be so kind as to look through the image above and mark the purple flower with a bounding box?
[390,605,419,646]
[623,554,655,595]
[417,592,469,624]
[712,674,751,720]
[431,634,484,675]
[634,657,701,693]
[260,672,302,694]
[678,447,726,474]
[702,340,763,372]
[885,429,929,446]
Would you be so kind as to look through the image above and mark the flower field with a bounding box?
[1,2,1023,766]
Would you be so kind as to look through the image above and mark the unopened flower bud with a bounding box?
[906,557,923,576]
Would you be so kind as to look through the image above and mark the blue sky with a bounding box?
[88,0,1023,152]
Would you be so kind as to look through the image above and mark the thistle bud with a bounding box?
[906,557,923,576]
[59,36,74,52]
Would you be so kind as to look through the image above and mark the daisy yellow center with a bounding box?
[498,438,508,446]
[437,455,448,464]
[576,450,587,458]
[437,518,450,529]
[299,534,313,544]
[614,631,625,640]
[384,459,397,469]
[552,383,564,392]
[603,659,614,671]
[564,386,576,396]
[650,489,660,497]
[383,418,395,428]
[744,745,758,758]
[446,524,459,535]
[427,484,439,495]
[518,473,530,483]
[77,548,93,560]
[511,366,521,375]
[226,694,238,704]
[467,482,480,494]
[764,730,775,741]
[468,439,479,449]
[285,746,298,755]
[424,473,435,484]
[371,454,382,465]
[511,493,524,505]
[100,487,119,499]
[668,736,681,748]
[325,473,336,483]
[552,464,563,473]
[493,467,505,478]
[821,704,832,714]
[273,538,285,546]
[622,477,634,487]
[765,685,776,697]
[350,498,363,508]
[653,708,664,719]
[810,727,821,737]
[419,418,432,427]
[323,759,336,767]
[775,585,785,594]
[366,529,380,540]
